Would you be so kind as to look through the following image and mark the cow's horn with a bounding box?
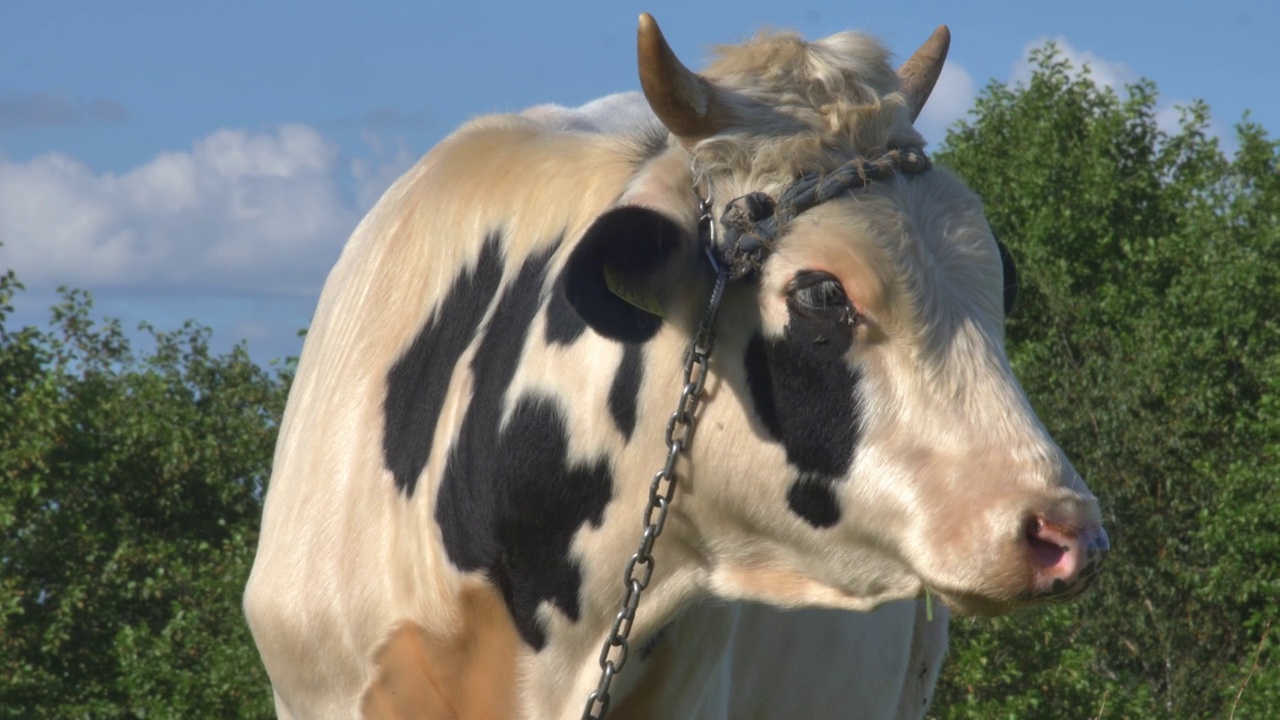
[896,25,951,122]
[637,13,728,140]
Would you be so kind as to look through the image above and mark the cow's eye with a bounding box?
[788,271,851,316]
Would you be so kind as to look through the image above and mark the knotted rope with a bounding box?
[715,146,932,280]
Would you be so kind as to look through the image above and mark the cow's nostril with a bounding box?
[1024,517,1070,570]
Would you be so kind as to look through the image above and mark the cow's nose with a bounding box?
[1023,515,1108,598]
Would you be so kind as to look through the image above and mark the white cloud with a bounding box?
[0,123,426,362]
[1154,102,1236,155]
[0,125,359,298]
[1011,36,1138,92]
[915,60,978,146]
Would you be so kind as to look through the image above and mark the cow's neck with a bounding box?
[516,323,730,718]
[515,487,711,716]
[518,567,727,720]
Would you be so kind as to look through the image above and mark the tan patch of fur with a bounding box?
[290,116,652,424]
[360,585,521,720]
[760,198,899,334]
[710,562,887,611]
[690,30,925,193]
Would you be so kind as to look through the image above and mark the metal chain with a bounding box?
[582,197,728,720]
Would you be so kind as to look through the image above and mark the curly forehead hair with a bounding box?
[691,30,926,191]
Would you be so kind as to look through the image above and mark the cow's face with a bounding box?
[561,156,1106,617]
[702,172,1105,615]
[560,16,1106,618]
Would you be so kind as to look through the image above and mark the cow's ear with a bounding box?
[560,205,693,343]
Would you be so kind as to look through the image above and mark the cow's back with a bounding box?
[244,114,655,719]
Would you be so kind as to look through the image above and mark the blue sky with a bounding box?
[2,0,1276,363]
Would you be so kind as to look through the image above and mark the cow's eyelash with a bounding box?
[788,272,853,317]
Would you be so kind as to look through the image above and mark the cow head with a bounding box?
[562,15,1106,617]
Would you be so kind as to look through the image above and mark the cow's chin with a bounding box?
[707,561,926,614]
[925,575,1080,617]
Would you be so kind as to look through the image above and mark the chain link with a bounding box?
[582,197,728,720]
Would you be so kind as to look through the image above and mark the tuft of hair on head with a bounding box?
[690,29,924,192]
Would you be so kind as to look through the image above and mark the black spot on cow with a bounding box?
[435,243,614,650]
[786,473,842,529]
[475,398,612,648]
[743,282,862,528]
[544,274,587,346]
[608,343,644,441]
[383,233,504,496]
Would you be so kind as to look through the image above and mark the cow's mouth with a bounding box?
[916,514,1109,617]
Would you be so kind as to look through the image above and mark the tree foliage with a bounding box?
[0,271,286,718]
[931,46,1279,718]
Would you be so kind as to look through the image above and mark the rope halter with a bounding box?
[713,146,932,280]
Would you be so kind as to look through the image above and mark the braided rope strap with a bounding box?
[716,146,932,280]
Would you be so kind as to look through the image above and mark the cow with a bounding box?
[244,14,1108,720]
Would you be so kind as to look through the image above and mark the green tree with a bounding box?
[931,46,1279,718]
[0,271,288,718]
